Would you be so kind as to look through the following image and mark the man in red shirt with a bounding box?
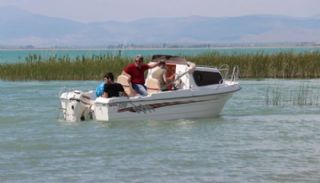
[123,55,159,96]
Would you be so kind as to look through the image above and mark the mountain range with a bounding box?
[1,7,320,48]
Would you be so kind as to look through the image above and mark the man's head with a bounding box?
[134,54,144,66]
[158,60,167,68]
[104,72,114,83]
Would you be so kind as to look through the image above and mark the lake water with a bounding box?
[1,79,320,182]
[1,47,320,64]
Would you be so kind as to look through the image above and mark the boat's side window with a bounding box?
[193,71,223,86]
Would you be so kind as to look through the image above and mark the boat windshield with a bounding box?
[193,71,223,86]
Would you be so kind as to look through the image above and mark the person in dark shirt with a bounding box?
[102,72,128,98]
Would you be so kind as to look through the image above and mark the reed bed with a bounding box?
[0,51,320,81]
[0,54,131,80]
[265,83,320,106]
[186,51,320,78]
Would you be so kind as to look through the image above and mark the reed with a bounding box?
[185,51,320,79]
[265,87,282,106]
[0,51,320,81]
[0,54,131,80]
[265,83,320,106]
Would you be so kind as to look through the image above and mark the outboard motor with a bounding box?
[60,90,94,122]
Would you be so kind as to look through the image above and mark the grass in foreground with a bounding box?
[1,51,320,81]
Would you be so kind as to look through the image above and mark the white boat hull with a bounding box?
[94,84,240,121]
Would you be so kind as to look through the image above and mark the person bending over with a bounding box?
[152,61,175,91]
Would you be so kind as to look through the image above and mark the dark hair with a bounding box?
[104,72,114,81]
[159,61,166,65]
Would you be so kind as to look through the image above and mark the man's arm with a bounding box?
[121,70,132,83]
[162,70,168,83]
[147,61,160,69]
[102,91,109,98]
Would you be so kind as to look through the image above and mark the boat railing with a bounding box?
[218,64,230,80]
[230,65,239,82]
[219,64,239,82]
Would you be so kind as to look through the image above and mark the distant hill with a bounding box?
[1,6,320,47]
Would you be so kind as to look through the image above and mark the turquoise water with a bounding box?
[1,79,320,182]
[1,47,320,64]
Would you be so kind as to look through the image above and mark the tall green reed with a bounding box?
[1,51,320,81]
[0,53,131,80]
[265,83,320,106]
[186,51,320,79]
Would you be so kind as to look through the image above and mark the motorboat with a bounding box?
[59,55,240,122]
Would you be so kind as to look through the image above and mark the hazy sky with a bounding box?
[0,0,319,22]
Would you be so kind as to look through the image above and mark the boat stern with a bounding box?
[59,90,94,122]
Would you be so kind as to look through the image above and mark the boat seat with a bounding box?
[146,77,161,94]
[117,74,137,97]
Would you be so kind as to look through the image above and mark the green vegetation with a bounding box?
[0,54,131,80]
[265,83,320,106]
[187,51,320,78]
[1,51,320,81]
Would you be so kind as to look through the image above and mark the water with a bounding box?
[1,47,320,64]
[1,79,320,182]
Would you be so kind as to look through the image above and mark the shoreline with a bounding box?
[1,45,320,51]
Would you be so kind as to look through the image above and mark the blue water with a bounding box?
[1,79,320,182]
[1,47,319,64]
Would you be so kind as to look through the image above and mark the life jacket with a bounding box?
[95,82,105,97]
